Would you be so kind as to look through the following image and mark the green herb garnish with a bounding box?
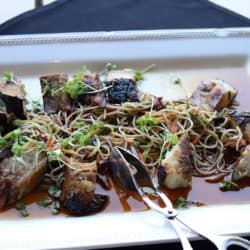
[220,180,239,191]
[37,198,53,207]
[31,99,42,111]
[16,201,29,217]
[174,197,189,209]
[11,142,23,157]
[163,131,179,146]
[3,71,13,82]
[62,73,87,99]
[105,62,117,71]
[47,149,63,162]
[73,121,86,129]
[135,71,144,81]
[136,114,159,128]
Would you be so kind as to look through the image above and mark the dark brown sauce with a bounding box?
[1,67,250,219]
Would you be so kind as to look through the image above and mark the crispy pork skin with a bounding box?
[0,77,26,119]
[40,74,72,114]
[190,80,237,111]
[61,159,107,215]
[106,69,136,82]
[0,142,47,209]
[232,145,250,181]
[158,134,192,189]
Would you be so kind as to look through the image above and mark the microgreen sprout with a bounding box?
[220,180,239,191]
[3,71,13,82]
[16,201,29,217]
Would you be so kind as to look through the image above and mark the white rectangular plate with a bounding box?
[0,28,250,250]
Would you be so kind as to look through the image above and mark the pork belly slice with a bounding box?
[40,74,73,114]
[232,145,250,181]
[0,142,47,209]
[79,73,106,107]
[0,77,26,119]
[61,159,108,215]
[190,79,237,111]
[158,134,192,189]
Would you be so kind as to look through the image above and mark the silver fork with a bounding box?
[109,146,250,250]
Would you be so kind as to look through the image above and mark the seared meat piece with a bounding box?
[190,80,237,111]
[0,108,16,134]
[0,141,47,209]
[79,74,106,107]
[0,77,26,119]
[61,159,108,215]
[158,134,192,189]
[106,69,136,82]
[40,74,72,114]
[230,111,250,142]
[107,79,139,104]
[232,145,250,181]
[105,69,139,104]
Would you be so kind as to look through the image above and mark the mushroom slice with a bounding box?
[190,79,237,111]
[0,141,47,209]
[232,145,250,181]
[61,159,108,215]
[158,134,192,189]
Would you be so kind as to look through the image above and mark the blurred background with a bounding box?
[0,0,249,25]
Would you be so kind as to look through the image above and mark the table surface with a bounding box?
[0,0,249,25]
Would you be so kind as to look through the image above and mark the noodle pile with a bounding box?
[17,97,243,186]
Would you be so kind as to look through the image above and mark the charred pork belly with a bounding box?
[61,159,108,215]
[0,141,47,209]
[190,80,237,111]
[79,74,106,107]
[158,134,192,189]
[0,77,26,119]
[232,145,250,181]
[40,74,72,114]
[105,69,139,104]
[107,78,139,104]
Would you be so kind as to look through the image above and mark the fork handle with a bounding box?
[168,218,194,250]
